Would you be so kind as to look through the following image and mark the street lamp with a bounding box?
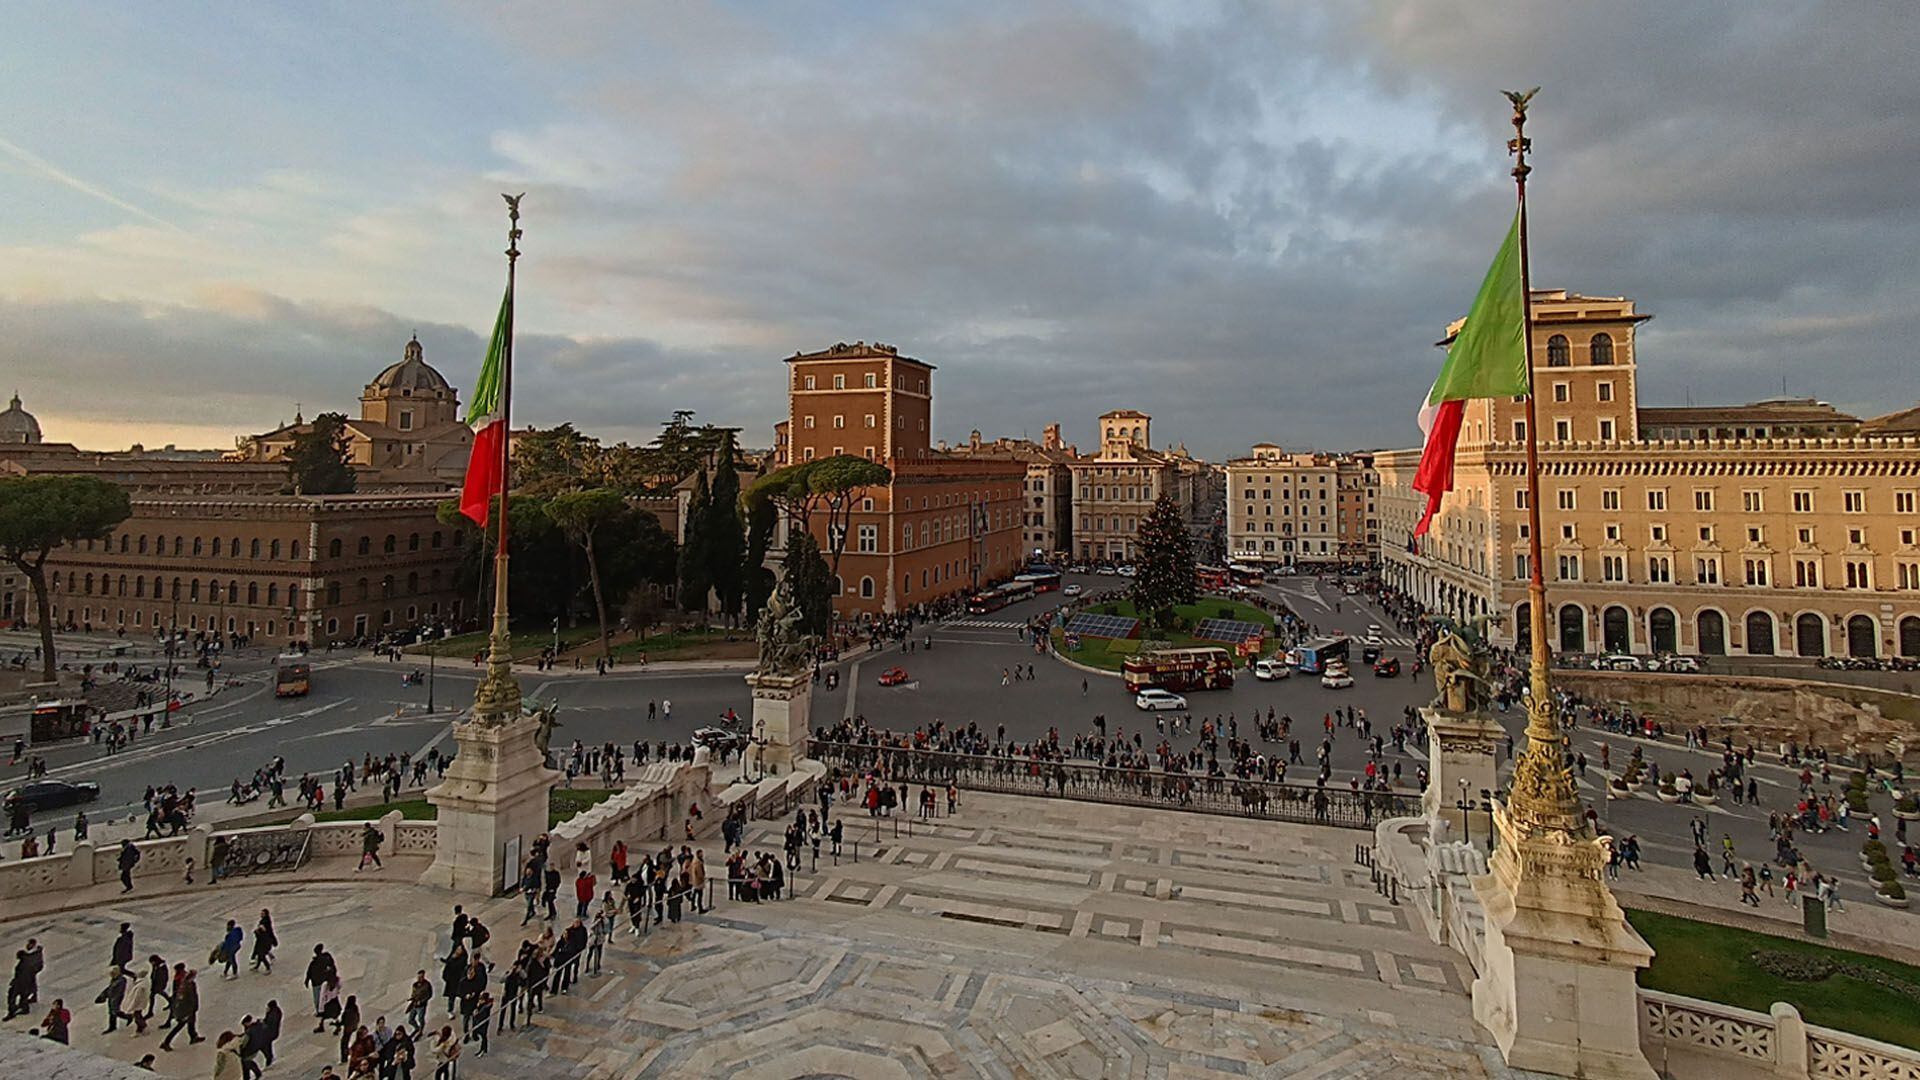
[427,638,437,713]
[742,718,768,784]
[1456,778,1472,846]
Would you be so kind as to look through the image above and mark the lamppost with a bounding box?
[742,719,768,784]
[427,639,437,713]
[551,616,560,659]
[1456,777,1473,846]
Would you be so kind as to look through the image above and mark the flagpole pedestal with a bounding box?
[1470,805,1655,1080]
[421,711,559,895]
[746,671,811,775]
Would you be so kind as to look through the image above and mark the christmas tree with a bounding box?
[1131,491,1195,627]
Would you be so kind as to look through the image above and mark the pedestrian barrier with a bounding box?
[813,742,1415,831]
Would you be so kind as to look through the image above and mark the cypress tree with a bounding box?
[677,469,713,616]
[706,433,745,621]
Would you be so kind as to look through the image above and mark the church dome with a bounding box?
[367,335,453,396]
[0,392,42,444]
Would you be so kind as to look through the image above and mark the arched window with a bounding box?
[358,537,371,556]
[431,531,444,549]
[1795,612,1826,658]
[267,584,279,607]
[381,575,395,598]
[227,582,239,603]
[1901,616,1920,658]
[356,578,369,601]
[83,573,94,595]
[383,534,397,554]
[208,579,219,604]
[1846,614,1876,658]
[119,535,129,553]
[247,583,259,605]
[329,538,343,558]
[210,538,222,557]
[117,575,127,597]
[189,580,200,602]
[173,537,184,556]
[327,583,341,606]
[290,540,301,558]
[192,537,203,556]
[170,578,181,601]
[408,533,420,552]
[230,537,240,557]
[138,535,148,555]
[859,576,875,599]
[1546,334,1570,367]
[1745,611,1775,655]
[270,539,281,559]
[1697,610,1726,655]
[1589,333,1614,365]
[250,538,262,558]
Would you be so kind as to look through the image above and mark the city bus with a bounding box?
[1291,635,1350,674]
[1195,565,1230,591]
[965,579,1036,615]
[1122,647,1236,693]
[1014,568,1063,593]
[1228,563,1266,588]
[274,654,312,698]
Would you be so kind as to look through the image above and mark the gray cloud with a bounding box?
[11,0,1920,456]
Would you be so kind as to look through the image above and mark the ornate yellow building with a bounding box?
[1378,289,1920,659]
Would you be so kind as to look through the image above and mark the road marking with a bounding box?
[845,658,866,720]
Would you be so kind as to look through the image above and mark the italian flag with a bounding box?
[1412,210,1530,536]
[459,287,512,526]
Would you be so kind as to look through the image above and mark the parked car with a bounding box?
[4,779,101,815]
[1095,566,1119,576]
[1589,653,1642,672]
[1117,565,1138,577]
[1062,583,1083,597]
[691,726,748,753]
[876,666,911,686]
[1655,655,1702,674]
[1134,688,1188,711]
[1320,667,1355,689]
[1253,658,1292,681]
[1372,657,1401,678]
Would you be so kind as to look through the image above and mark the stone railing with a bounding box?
[716,759,826,824]
[547,758,714,870]
[0,815,404,905]
[1639,990,1920,1079]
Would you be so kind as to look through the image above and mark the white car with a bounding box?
[1320,669,1355,689]
[1062,583,1083,597]
[1134,688,1188,711]
[1117,565,1138,577]
[1589,653,1642,672]
[1650,655,1701,673]
[1095,566,1119,576]
[1253,658,1292,681]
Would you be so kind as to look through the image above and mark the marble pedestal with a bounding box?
[1421,706,1503,844]
[1470,807,1656,1079]
[420,714,560,895]
[746,671,812,774]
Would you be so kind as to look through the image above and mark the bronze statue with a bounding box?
[1427,614,1502,714]
[754,582,816,677]
[529,700,560,761]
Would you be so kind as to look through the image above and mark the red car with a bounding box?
[877,666,910,686]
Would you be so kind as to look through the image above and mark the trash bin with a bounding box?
[1802,894,1827,938]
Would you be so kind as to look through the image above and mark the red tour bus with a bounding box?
[1122,647,1236,693]
[1195,565,1230,591]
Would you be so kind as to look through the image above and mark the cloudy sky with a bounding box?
[4,1,1916,458]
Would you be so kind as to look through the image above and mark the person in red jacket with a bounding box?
[573,871,596,920]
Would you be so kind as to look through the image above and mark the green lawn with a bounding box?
[1627,909,1920,1048]
[312,788,618,829]
[1057,596,1274,671]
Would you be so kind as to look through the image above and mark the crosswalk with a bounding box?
[949,618,1026,629]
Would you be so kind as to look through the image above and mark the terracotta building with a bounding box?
[39,493,469,645]
[779,342,1026,617]
[239,336,472,488]
[1377,289,1920,659]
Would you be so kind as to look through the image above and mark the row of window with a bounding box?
[1544,332,1614,367]
[86,529,464,560]
[796,372,927,393]
[1547,520,1902,550]
[1540,488,1894,515]
[50,570,449,605]
[48,601,453,639]
[1515,553,1897,590]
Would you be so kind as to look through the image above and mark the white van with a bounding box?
[1253,658,1292,681]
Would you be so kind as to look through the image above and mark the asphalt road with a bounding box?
[1,573,1909,909]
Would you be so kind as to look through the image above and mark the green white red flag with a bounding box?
[1412,210,1530,535]
[458,286,512,526]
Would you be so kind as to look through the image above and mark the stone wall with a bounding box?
[1639,991,1920,1080]
[0,817,385,903]
[1557,671,1920,760]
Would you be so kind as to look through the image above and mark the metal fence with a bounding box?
[811,741,1415,831]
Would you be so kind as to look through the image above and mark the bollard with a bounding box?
[1390,878,1399,905]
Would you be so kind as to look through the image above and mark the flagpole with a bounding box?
[1506,90,1585,837]
[478,195,524,716]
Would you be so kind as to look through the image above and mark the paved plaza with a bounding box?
[0,791,1520,1078]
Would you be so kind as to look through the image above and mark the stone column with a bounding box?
[1421,706,1502,844]
[746,671,812,775]
[420,714,558,894]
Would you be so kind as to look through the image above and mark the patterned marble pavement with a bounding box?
[1,792,1518,1078]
